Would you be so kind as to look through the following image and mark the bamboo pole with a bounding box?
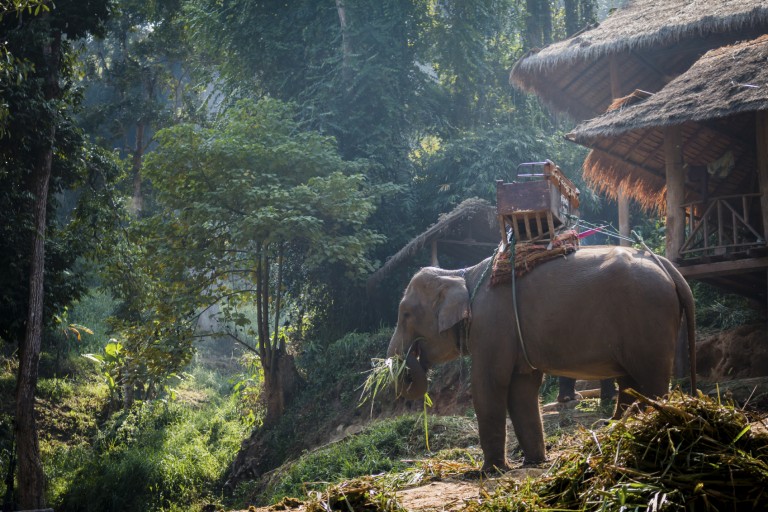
[610,56,631,246]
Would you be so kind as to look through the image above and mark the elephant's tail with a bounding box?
[658,257,697,395]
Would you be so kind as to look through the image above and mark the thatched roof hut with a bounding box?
[510,0,768,121]
[367,198,497,290]
[566,35,768,211]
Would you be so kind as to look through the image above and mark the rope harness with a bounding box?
[463,239,538,370]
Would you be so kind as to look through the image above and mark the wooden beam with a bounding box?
[609,56,632,247]
[757,110,768,243]
[664,125,685,261]
[436,239,498,247]
[678,257,768,279]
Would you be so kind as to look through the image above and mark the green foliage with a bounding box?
[124,97,393,414]
[299,329,393,408]
[55,396,249,512]
[229,352,264,427]
[693,282,765,332]
[83,340,125,398]
[59,288,119,354]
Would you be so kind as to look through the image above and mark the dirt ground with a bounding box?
[696,323,768,381]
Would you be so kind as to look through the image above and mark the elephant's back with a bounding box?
[516,244,680,331]
[522,245,672,286]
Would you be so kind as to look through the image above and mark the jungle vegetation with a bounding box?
[0,0,762,510]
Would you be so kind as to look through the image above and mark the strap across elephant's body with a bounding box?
[458,249,537,370]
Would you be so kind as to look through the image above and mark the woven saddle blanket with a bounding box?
[490,230,579,285]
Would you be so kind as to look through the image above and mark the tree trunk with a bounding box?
[130,121,145,216]
[581,0,597,26]
[524,0,542,50]
[335,0,350,83]
[262,349,303,427]
[524,0,552,50]
[16,30,61,509]
[16,133,53,510]
[564,0,579,36]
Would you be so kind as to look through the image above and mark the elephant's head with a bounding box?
[387,268,471,400]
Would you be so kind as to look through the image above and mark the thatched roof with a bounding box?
[367,198,497,290]
[566,35,768,211]
[510,0,768,120]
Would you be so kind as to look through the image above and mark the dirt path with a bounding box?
[240,468,547,512]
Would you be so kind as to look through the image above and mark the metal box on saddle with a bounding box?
[496,160,580,250]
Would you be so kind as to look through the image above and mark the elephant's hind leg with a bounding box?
[615,374,670,420]
[507,371,546,465]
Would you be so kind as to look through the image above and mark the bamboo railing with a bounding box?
[680,193,765,258]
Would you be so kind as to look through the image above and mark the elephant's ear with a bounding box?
[436,276,471,333]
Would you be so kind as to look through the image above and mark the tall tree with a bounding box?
[140,98,390,424]
[79,0,192,217]
[524,0,553,50]
[186,0,437,332]
[564,0,597,37]
[0,0,111,506]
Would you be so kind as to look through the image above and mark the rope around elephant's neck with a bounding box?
[509,236,537,370]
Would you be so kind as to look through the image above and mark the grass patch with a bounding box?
[261,414,479,504]
[54,395,250,512]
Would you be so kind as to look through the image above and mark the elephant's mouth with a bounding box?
[407,339,430,372]
[396,338,430,400]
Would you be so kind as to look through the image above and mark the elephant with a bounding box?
[387,245,696,471]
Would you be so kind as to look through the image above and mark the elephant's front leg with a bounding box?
[472,371,510,472]
[507,371,546,465]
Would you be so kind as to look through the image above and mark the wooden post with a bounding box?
[618,193,630,246]
[610,56,631,246]
[757,110,768,244]
[757,110,768,317]
[664,125,685,262]
[430,239,440,267]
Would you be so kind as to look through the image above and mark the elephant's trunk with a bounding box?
[388,333,427,400]
[400,352,428,400]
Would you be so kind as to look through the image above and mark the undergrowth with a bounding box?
[53,385,250,511]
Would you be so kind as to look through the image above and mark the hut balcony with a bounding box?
[679,193,766,261]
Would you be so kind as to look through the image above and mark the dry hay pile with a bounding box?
[472,390,768,511]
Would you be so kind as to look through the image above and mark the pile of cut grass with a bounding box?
[472,390,768,511]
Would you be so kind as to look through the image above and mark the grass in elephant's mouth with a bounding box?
[358,356,412,412]
[359,356,435,450]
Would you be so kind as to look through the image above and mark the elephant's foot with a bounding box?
[480,460,510,474]
[522,456,547,467]
[557,392,582,403]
